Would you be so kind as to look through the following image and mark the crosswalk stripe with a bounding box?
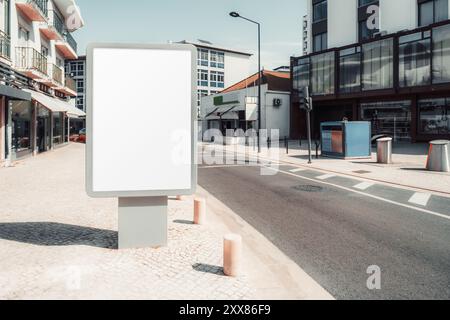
[317,174,336,180]
[290,168,306,173]
[409,193,432,207]
[353,182,375,191]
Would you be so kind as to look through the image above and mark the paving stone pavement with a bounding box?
[0,144,254,300]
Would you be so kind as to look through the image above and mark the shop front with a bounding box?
[37,105,51,153]
[10,100,33,160]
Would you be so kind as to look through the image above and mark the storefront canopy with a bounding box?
[0,84,31,101]
[24,89,86,118]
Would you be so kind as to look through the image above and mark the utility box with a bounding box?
[320,121,371,159]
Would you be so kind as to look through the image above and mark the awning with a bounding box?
[0,84,31,101]
[24,89,86,118]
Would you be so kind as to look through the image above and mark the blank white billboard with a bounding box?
[86,44,197,198]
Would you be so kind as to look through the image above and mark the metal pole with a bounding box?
[257,23,261,154]
[306,110,312,164]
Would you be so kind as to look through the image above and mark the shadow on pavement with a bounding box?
[0,222,118,249]
[192,263,225,276]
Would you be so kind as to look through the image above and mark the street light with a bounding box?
[229,11,262,153]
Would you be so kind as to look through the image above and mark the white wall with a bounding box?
[264,90,290,138]
[380,0,417,34]
[224,51,251,88]
[328,0,358,48]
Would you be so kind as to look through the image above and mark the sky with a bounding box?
[73,0,307,73]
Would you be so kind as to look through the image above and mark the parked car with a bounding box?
[78,129,86,144]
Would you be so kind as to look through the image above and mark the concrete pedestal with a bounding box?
[118,197,168,249]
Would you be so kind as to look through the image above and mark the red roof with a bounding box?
[221,70,290,94]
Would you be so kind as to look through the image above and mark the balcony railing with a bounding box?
[47,10,65,37]
[0,30,11,60]
[50,63,63,85]
[29,0,48,17]
[65,75,76,92]
[15,47,48,76]
[64,32,77,53]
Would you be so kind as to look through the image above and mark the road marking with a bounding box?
[354,182,375,191]
[290,168,306,173]
[409,193,432,207]
[317,174,336,180]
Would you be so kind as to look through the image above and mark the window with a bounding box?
[210,71,224,88]
[76,79,84,93]
[41,45,49,57]
[313,32,327,52]
[197,89,208,106]
[197,49,208,67]
[432,24,450,84]
[198,69,208,86]
[210,51,224,68]
[419,0,448,27]
[76,97,84,110]
[293,57,310,90]
[310,51,335,95]
[418,98,450,134]
[399,31,431,87]
[11,101,32,154]
[68,61,84,77]
[359,0,378,6]
[339,47,361,93]
[360,101,412,142]
[18,26,29,43]
[313,0,327,22]
[53,112,63,145]
[362,38,394,91]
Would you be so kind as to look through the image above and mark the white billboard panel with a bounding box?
[86,44,197,198]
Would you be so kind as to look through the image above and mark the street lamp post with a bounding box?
[229,11,261,153]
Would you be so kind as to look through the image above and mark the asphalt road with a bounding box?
[198,154,450,300]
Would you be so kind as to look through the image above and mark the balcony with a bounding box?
[16,0,48,22]
[55,32,77,59]
[55,74,77,97]
[40,10,65,41]
[0,30,11,61]
[15,47,48,80]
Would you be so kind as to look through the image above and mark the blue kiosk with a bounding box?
[320,121,372,159]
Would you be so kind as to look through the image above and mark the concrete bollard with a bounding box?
[223,234,243,277]
[194,197,207,225]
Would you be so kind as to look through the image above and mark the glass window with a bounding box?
[360,101,412,142]
[359,19,379,41]
[313,0,327,22]
[339,47,361,93]
[313,32,327,52]
[362,38,394,91]
[217,52,225,68]
[210,71,224,88]
[311,51,335,95]
[359,0,378,6]
[197,89,208,106]
[76,79,84,93]
[419,0,448,27]
[418,98,450,134]
[432,24,450,84]
[399,32,431,87]
[197,49,208,67]
[11,101,32,155]
[198,69,208,86]
[53,112,63,145]
[293,57,310,90]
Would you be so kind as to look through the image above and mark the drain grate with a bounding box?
[292,185,324,193]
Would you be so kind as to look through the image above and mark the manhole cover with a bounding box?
[293,185,324,193]
[353,170,372,174]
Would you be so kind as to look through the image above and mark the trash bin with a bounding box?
[377,137,393,164]
[426,140,450,172]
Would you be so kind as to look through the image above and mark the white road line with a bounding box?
[354,182,375,191]
[269,167,450,222]
[409,193,432,207]
[290,168,306,173]
[317,174,336,180]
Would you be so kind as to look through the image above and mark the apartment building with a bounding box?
[302,15,309,55]
[292,0,450,143]
[0,0,84,165]
[65,55,85,111]
[177,40,252,116]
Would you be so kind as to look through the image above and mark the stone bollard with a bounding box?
[223,234,243,277]
[194,197,207,225]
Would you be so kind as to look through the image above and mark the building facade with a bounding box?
[292,0,450,143]
[65,55,86,111]
[201,70,291,140]
[303,15,309,55]
[0,0,84,166]
[177,40,252,116]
